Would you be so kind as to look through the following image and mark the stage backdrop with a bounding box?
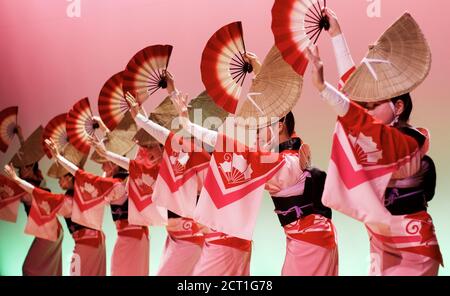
[1,0,449,276]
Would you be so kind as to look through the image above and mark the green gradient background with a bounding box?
[1,0,449,275]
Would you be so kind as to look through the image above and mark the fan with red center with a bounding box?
[42,113,70,158]
[200,21,254,114]
[123,45,173,105]
[66,98,97,154]
[0,106,18,153]
[98,71,129,131]
[272,0,330,75]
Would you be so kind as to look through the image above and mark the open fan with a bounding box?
[66,98,97,154]
[200,21,253,114]
[0,106,18,153]
[98,71,129,131]
[43,113,70,158]
[123,45,173,104]
[272,0,330,75]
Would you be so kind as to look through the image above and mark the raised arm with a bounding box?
[324,8,355,81]
[171,92,218,148]
[4,164,34,194]
[125,92,171,145]
[306,46,350,116]
[90,137,131,170]
[44,139,78,175]
[306,45,420,165]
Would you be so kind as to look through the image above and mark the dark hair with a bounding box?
[391,93,413,125]
[63,173,74,182]
[279,111,295,136]
[113,166,129,180]
[19,162,43,184]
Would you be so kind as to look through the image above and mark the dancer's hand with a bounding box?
[14,125,25,145]
[322,7,341,37]
[125,92,145,119]
[244,52,262,76]
[299,143,311,170]
[89,136,108,158]
[4,164,18,181]
[171,92,190,120]
[163,70,178,95]
[44,138,61,159]
[305,45,326,92]
[92,116,110,134]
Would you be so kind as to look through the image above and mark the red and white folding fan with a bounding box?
[123,45,173,104]
[0,106,18,153]
[272,0,330,75]
[200,21,253,114]
[66,98,97,154]
[42,113,69,158]
[98,71,129,131]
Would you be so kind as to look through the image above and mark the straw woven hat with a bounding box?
[47,144,88,178]
[133,96,180,147]
[342,12,431,102]
[188,90,229,131]
[135,91,230,147]
[235,45,302,129]
[91,112,137,163]
[10,126,45,167]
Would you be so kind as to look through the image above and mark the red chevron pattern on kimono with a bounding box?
[153,132,210,218]
[127,159,167,226]
[0,175,26,222]
[322,102,422,232]
[73,169,125,230]
[194,133,285,240]
[25,188,65,241]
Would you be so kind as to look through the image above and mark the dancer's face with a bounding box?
[101,161,118,177]
[256,125,274,151]
[58,174,73,190]
[146,145,163,162]
[19,164,39,180]
[358,100,395,124]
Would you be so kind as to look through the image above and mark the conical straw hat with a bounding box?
[342,12,431,102]
[188,90,229,131]
[133,96,180,147]
[91,112,137,163]
[235,45,302,129]
[47,144,88,178]
[10,126,45,167]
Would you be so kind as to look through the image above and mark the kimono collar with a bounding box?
[278,137,302,153]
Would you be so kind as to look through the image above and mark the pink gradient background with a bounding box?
[1,0,449,275]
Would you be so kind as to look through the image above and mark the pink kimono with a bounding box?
[157,217,204,276]
[127,159,167,226]
[19,188,63,276]
[268,139,338,276]
[152,133,210,218]
[30,188,106,276]
[111,219,149,276]
[193,134,289,275]
[72,169,125,230]
[324,102,443,275]
[0,175,25,222]
[192,230,252,276]
[110,180,150,276]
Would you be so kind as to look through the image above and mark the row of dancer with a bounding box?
[1,8,443,275]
